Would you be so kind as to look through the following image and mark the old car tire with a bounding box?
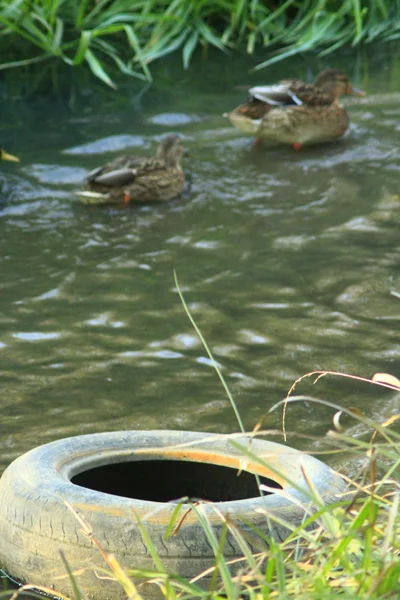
[0,430,346,599]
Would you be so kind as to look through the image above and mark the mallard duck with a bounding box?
[77,134,185,205]
[1,148,19,162]
[224,69,365,150]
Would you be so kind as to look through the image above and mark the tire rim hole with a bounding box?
[71,459,282,502]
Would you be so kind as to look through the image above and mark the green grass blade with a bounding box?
[85,48,117,88]
[73,30,92,65]
[183,29,198,69]
[124,24,152,81]
[189,503,235,597]
[50,17,63,53]
[174,270,245,434]
[58,550,83,600]
[0,54,50,70]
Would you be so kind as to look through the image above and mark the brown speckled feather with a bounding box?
[78,135,185,205]
[259,101,349,146]
[228,79,334,121]
[224,69,363,147]
[88,162,185,204]
[230,98,272,120]
[278,80,336,105]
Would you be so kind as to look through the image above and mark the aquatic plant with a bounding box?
[0,0,400,88]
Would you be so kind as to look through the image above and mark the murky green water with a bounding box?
[0,50,399,479]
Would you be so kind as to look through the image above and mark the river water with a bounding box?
[0,50,399,480]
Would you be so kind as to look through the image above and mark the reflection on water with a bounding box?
[0,54,399,481]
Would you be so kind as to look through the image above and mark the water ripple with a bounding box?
[0,83,399,470]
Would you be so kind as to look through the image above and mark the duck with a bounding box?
[224,69,365,150]
[76,134,185,205]
[1,147,19,162]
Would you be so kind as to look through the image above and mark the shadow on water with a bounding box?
[1,573,27,599]
[0,45,399,484]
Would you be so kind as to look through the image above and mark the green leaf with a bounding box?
[73,30,91,65]
[109,53,147,81]
[195,19,227,51]
[182,30,198,69]
[247,30,256,54]
[51,17,63,54]
[0,14,47,49]
[85,48,116,89]
[0,54,50,70]
[124,24,152,81]
[75,0,89,29]
[141,29,189,64]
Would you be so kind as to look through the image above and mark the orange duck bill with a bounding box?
[347,84,365,97]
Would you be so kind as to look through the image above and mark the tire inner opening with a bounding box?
[71,459,283,502]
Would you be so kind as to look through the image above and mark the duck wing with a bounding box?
[86,154,147,185]
[250,80,334,107]
[249,82,304,107]
[134,157,168,178]
[90,167,138,187]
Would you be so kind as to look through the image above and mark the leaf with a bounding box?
[182,30,198,69]
[0,13,45,49]
[51,17,64,53]
[85,49,117,89]
[124,25,152,81]
[372,373,400,389]
[75,0,89,29]
[0,55,50,70]
[382,414,400,428]
[247,31,256,54]
[107,52,147,81]
[73,30,92,65]
[333,410,344,432]
[195,19,227,51]
[142,29,189,64]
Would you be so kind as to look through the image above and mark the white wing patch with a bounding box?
[75,190,110,202]
[287,91,303,105]
[249,84,303,106]
[93,167,137,186]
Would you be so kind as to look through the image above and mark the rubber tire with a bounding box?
[0,430,345,599]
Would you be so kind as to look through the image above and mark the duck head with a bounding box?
[156,135,185,168]
[315,69,365,99]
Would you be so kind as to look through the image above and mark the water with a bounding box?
[0,51,399,483]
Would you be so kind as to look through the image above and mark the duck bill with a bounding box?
[2,151,20,162]
[347,84,365,97]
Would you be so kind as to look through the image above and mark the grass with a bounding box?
[71,390,400,599]
[3,412,398,600]
[0,0,400,89]
[1,284,399,600]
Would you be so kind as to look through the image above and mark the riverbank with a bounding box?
[1,1,400,90]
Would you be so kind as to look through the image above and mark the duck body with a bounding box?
[77,135,185,205]
[224,69,364,149]
[229,101,349,146]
